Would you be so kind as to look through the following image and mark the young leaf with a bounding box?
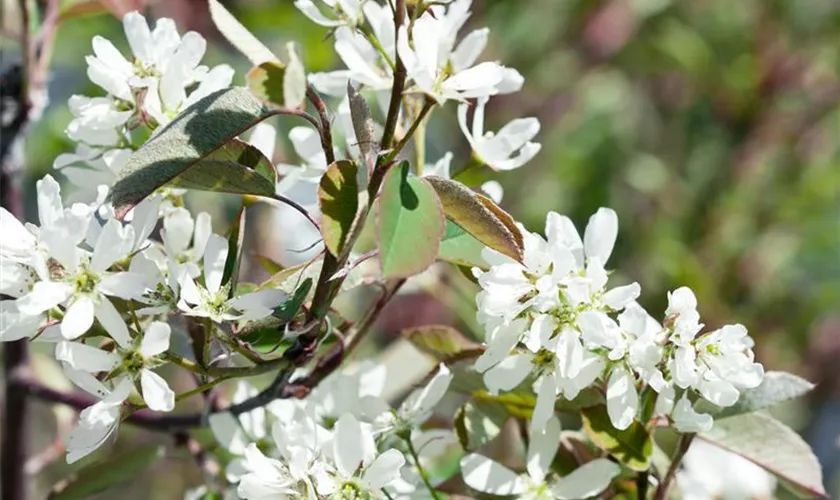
[208,0,279,65]
[221,204,247,297]
[455,399,509,451]
[376,161,445,278]
[402,325,482,360]
[438,220,488,269]
[425,176,523,262]
[109,87,278,216]
[347,82,376,183]
[699,411,827,498]
[247,62,288,109]
[283,42,307,109]
[582,405,653,472]
[49,444,165,499]
[696,371,814,419]
[273,278,313,323]
[319,160,360,257]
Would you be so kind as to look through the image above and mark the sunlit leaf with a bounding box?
[582,405,653,472]
[696,371,814,419]
[49,444,165,499]
[376,161,445,278]
[319,160,360,257]
[402,325,482,360]
[699,411,827,498]
[109,88,278,216]
[438,220,488,269]
[425,176,523,262]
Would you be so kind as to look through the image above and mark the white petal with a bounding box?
[16,281,73,315]
[553,459,621,499]
[62,364,110,398]
[122,12,152,63]
[460,453,526,495]
[55,341,119,373]
[140,369,175,412]
[362,449,405,489]
[401,364,452,421]
[672,396,713,433]
[583,207,618,265]
[451,28,489,72]
[61,296,96,339]
[603,283,642,310]
[203,233,229,295]
[527,415,561,483]
[98,271,150,300]
[163,208,194,255]
[333,413,365,477]
[139,321,171,357]
[482,353,533,394]
[606,366,638,430]
[444,62,504,93]
[91,218,133,273]
[697,378,739,407]
[94,298,131,348]
[209,412,248,455]
[480,180,504,204]
[248,122,277,159]
[530,375,557,434]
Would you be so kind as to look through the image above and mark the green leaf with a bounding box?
[283,42,307,109]
[319,160,360,257]
[698,411,827,498]
[438,220,488,269]
[222,204,247,297]
[208,0,278,65]
[425,176,524,262]
[273,278,312,323]
[402,325,482,360]
[49,444,165,499]
[455,400,509,451]
[696,371,814,419]
[247,61,288,108]
[109,88,278,216]
[376,161,445,278]
[582,405,653,472]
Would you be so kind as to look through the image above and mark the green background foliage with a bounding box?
[4,0,840,497]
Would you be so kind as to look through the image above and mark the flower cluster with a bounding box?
[53,12,234,197]
[202,363,455,499]
[0,176,288,463]
[472,208,765,433]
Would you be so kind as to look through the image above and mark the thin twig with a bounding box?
[654,433,695,500]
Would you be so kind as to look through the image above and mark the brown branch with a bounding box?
[654,433,695,500]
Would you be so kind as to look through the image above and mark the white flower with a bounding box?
[177,233,288,322]
[672,395,713,433]
[460,416,620,499]
[693,324,764,407]
[397,0,523,103]
[64,95,132,148]
[12,176,149,343]
[294,0,364,28]
[63,375,133,463]
[458,97,541,171]
[376,364,452,434]
[309,360,390,423]
[237,443,312,499]
[53,145,133,197]
[309,26,393,96]
[319,414,406,496]
[56,321,175,412]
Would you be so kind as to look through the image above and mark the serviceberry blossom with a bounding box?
[374,363,453,435]
[461,416,620,499]
[63,376,133,464]
[458,97,541,171]
[10,176,151,343]
[55,321,175,412]
[397,0,523,103]
[54,11,233,198]
[177,233,288,322]
[294,0,365,28]
[473,207,642,432]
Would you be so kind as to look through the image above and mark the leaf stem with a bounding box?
[385,98,434,166]
[654,433,695,500]
[405,435,442,500]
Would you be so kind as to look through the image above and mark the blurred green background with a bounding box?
[2,0,840,497]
